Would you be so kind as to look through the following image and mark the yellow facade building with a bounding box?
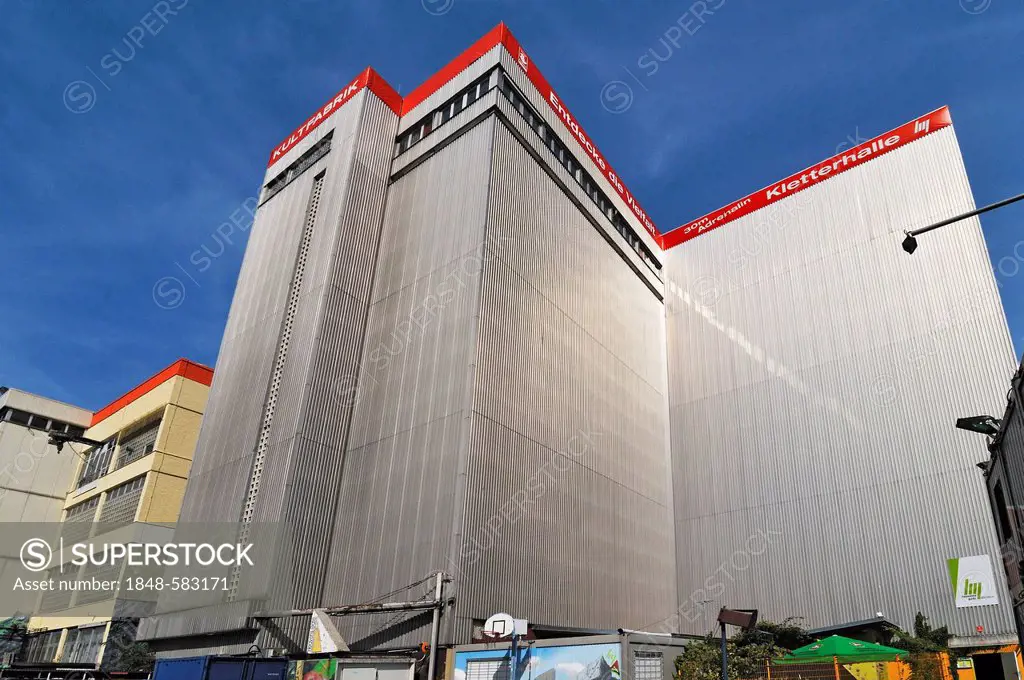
[23,359,212,668]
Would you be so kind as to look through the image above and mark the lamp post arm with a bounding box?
[907,192,1024,238]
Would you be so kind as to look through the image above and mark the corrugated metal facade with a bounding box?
[144,39,676,653]
[143,25,1017,658]
[140,89,400,647]
[494,48,663,268]
[663,126,1017,638]
[319,54,676,646]
[459,120,675,640]
[321,117,498,649]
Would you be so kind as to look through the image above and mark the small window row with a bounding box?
[77,415,164,488]
[65,496,100,522]
[99,475,146,528]
[396,67,499,157]
[496,72,661,272]
[107,475,146,500]
[262,131,334,204]
[0,406,86,438]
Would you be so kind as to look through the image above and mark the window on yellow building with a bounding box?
[78,440,115,487]
[116,417,161,470]
[98,475,146,529]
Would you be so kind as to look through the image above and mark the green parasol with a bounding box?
[774,635,910,665]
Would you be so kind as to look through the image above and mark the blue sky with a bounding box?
[2,1,1023,409]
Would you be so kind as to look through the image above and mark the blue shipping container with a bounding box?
[153,656,288,680]
[153,656,211,680]
[208,658,288,680]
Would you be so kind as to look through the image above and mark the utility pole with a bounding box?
[426,573,445,680]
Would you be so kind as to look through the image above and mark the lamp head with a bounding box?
[956,415,1000,436]
[902,233,918,254]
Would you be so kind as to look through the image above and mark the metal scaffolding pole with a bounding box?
[426,573,445,680]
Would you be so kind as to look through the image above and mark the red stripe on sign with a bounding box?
[267,67,402,168]
[662,106,953,249]
[497,27,661,241]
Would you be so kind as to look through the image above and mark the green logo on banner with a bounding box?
[963,578,983,600]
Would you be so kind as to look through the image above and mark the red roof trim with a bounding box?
[366,69,403,117]
[401,23,507,115]
[267,67,402,168]
[264,23,660,244]
[90,359,214,427]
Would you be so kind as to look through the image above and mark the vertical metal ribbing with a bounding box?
[664,127,1016,638]
[229,170,326,599]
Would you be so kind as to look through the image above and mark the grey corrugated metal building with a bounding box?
[139,23,1017,659]
[662,108,1017,642]
[140,24,676,655]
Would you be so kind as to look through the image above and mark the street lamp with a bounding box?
[717,608,758,680]
[902,191,1024,254]
[956,415,1001,473]
[955,415,1001,437]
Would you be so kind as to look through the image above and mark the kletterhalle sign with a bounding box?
[663,106,953,249]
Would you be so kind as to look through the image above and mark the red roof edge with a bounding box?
[90,358,214,427]
[266,67,404,168]
[366,68,403,116]
[263,22,661,243]
[401,23,507,115]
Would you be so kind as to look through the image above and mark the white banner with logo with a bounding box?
[947,554,999,608]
